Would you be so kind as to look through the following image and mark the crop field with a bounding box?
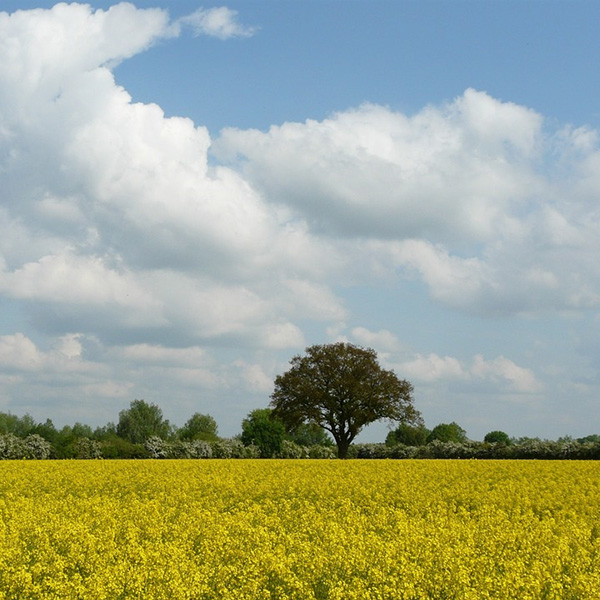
[0,460,599,599]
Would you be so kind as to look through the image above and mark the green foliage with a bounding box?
[31,419,59,445]
[177,413,218,441]
[427,422,468,444]
[484,430,511,445]
[271,342,420,459]
[100,435,149,459]
[0,412,35,437]
[386,423,430,447]
[288,423,334,447]
[577,434,600,444]
[117,399,171,444]
[72,437,102,459]
[241,408,286,458]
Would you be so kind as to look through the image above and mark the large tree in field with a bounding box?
[270,343,421,458]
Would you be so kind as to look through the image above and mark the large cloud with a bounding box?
[215,90,600,316]
[0,2,340,351]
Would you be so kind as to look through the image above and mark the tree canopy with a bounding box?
[178,413,219,441]
[427,422,468,444]
[240,408,286,458]
[270,342,421,458]
[116,399,171,444]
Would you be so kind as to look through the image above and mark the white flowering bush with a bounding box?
[278,440,309,459]
[145,436,169,459]
[0,434,26,459]
[308,445,336,459]
[24,434,52,459]
[73,437,103,459]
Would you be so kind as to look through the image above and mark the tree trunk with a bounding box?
[336,439,351,459]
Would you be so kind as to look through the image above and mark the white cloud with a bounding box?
[391,351,541,395]
[177,7,257,39]
[214,89,600,317]
[350,327,401,352]
[0,333,43,371]
[214,90,543,244]
[471,354,543,393]
[398,353,465,383]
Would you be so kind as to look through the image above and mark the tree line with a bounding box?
[0,342,598,460]
[1,401,598,460]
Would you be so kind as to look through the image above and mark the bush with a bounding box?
[145,436,169,459]
[0,434,26,459]
[73,437,103,459]
[278,440,309,459]
[101,436,149,459]
[308,445,336,459]
[23,434,52,459]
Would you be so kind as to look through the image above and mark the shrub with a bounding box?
[73,437,103,459]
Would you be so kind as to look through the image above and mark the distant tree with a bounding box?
[427,422,468,444]
[484,430,511,445]
[288,423,334,447]
[0,412,36,438]
[386,423,430,447]
[31,419,59,445]
[0,412,22,436]
[241,408,286,458]
[178,413,219,441]
[577,434,600,444]
[117,399,171,444]
[93,423,117,440]
[271,343,421,459]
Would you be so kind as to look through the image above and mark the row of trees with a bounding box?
[1,342,598,459]
[1,401,598,460]
[0,401,220,459]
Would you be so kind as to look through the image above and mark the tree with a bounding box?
[288,423,334,447]
[427,422,468,444]
[178,413,218,441]
[270,343,421,459]
[241,408,286,458]
[117,399,171,444]
[484,430,511,445]
[386,423,430,447]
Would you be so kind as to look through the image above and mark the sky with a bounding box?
[0,1,599,442]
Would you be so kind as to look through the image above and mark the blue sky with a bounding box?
[0,1,599,442]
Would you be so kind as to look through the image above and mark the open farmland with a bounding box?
[1,460,599,599]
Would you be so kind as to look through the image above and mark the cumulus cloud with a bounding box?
[350,327,402,352]
[215,89,600,317]
[394,352,541,394]
[176,7,257,39]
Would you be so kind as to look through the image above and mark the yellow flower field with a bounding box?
[0,459,599,599]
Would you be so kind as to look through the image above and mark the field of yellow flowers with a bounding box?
[0,459,599,599]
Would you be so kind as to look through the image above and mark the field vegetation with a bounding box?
[1,460,599,598]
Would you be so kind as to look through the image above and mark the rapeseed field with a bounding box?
[0,459,599,599]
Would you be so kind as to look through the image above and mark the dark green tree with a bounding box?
[31,418,59,445]
[241,408,286,458]
[427,422,468,444]
[0,412,35,437]
[386,423,430,447]
[0,412,22,435]
[116,399,171,444]
[271,343,421,459]
[178,413,218,441]
[484,430,511,445]
[288,422,334,447]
